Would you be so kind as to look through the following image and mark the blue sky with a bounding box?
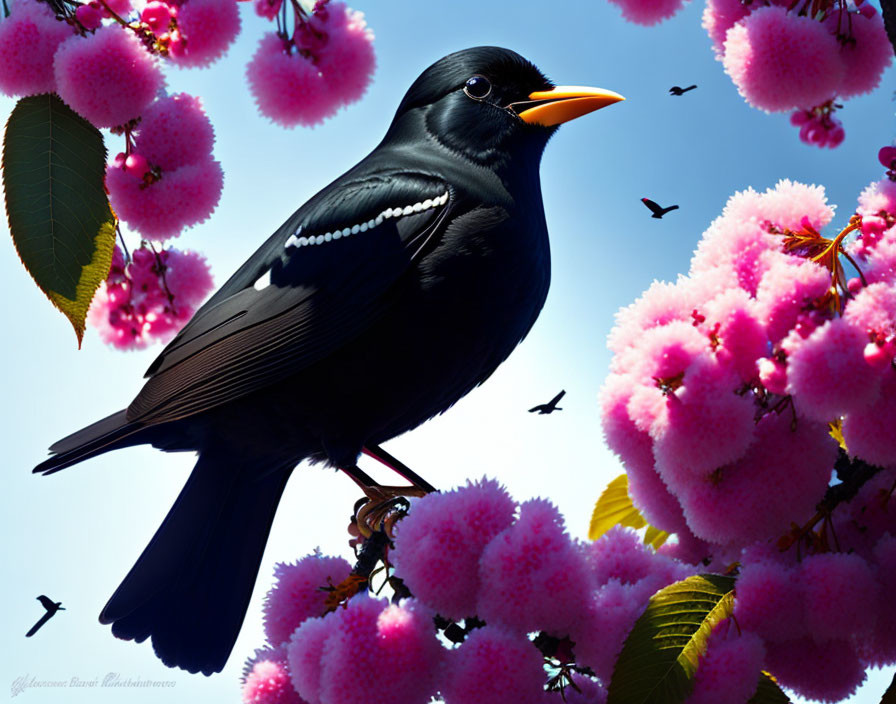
[1,0,893,701]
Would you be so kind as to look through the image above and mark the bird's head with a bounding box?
[385,46,624,169]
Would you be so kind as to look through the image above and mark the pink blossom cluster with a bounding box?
[242,480,701,704]
[88,243,213,349]
[106,93,223,240]
[605,0,690,27]
[0,0,240,121]
[601,175,896,547]
[703,0,892,147]
[246,0,375,127]
[729,466,896,701]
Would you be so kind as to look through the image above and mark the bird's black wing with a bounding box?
[26,612,53,637]
[641,198,662,215]
[128,172,454,426]
[528,405,545,413]
[548,390,566,406]
[36,595,55,610]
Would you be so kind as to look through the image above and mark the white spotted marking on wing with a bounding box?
[283,191,449,250]
[253,268,272,291]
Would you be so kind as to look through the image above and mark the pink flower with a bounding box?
[246,33,333,127]
[679,413,836,545]
[135,93,216,171]
[842,371,896,467]
[242,646,305,704]
[827,10,893,99]
[255,0,284,20]
[263,554,352,648]
[765,637,867,702]
[106,156,223,240]
[702,0,752,55]
[606,0,688,26]
[685,623,765,704]
[477,498,594,637]
[391,477,516,621]
[440,625,546,704]
[0,0,75,97]
[313,2,375,106]
[167,0,241,67]
[734,559,806,642]
[801,552,880,642]
[54,26,163,128]
[722,7,844,113]
[294,596,442,704]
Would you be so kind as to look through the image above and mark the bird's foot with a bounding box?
[340,464,427,542]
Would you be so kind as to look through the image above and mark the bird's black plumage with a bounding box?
[669,84,697,96]
[641,197,679,219]
[529,389,566,414]
[26,596,64,637]
[33,46,620,674]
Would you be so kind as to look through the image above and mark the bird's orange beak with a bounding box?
[515,86,625,127]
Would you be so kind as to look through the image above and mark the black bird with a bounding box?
[641,197,679,219]
[26,596,64,637]
[669,84,697,96]
[33,47,623,675]
[529,390,566,414]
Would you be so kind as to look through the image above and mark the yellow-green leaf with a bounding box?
[3,93,116,346]
[589,473,671,549]
[607,574,736,704]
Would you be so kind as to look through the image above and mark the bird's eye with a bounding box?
[464,75,492,100]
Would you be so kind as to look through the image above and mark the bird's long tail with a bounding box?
[99,447,294,675]
[33,410,145,475]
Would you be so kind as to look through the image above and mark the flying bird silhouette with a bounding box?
[26,596,64,637]
[33,47,623,675]
[669,85,697,96]
[529,390,566,414]
[641,197,679,219]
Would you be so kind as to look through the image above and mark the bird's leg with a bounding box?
[362,444,438,494]
[339,463,429,541]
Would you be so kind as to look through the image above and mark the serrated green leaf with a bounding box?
[748,672,791,704]
[3,93,115,346]
[607,573,736,704]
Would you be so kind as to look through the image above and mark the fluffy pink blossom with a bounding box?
[391,478,516,621]
[786,317,881,421]
[106,156,224,240]
[168,0,241,67]
[606,0,687,26]
[135,93,216,171]
[242,646,305,704]
[142,2,175,34]
[765,637,866,702]
[0,0,74,98]
[54,26,163,128]
[722,7,844,112]
[571,579,645,681]
[679,413,836,545]
[760,179,836,232]
[477,498,594,637]
[734,558,805,642]
[263,554,352,648]
[587,526,659,587]
[560,674,607,704]
[827,10,893,99]
[440,625,546,704]
[88,244,213,349]
[318,597,442,704]
[842,371,896,467]
[702,0,751,55]
[255,0,284,20]
[755,255,831,343]
[287,613,337,704]
[246,33,332,127]
[801,552,880,642]
[313,2,376,106]
[685,624,765,704]
[858,178,896,219]
[701,288,767,381]
[75,3,103,31]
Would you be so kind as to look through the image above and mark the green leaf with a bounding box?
[748,672,791,704]
[607,573,736,704]
[3,93,116,346]
[589,473,671,549]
